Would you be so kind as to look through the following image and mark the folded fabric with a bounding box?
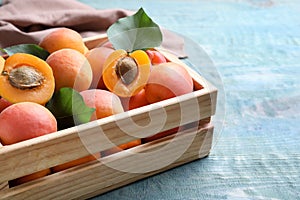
[0,0,186,57]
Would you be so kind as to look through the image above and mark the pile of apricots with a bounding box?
[0,27,195,186]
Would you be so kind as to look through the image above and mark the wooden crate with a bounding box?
[0,35,217,199]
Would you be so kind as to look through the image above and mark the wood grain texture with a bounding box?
[0,125,213,200]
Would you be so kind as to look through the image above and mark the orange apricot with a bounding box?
[85,47,114,89]
[145,62,193,104]
[102,49,151,97]
[121,89,149,111]
[39,28,86,54]
[0,53,55,104]
[80,89,124,121]
[0,102,57,145]
[0,97,12,113]
[101,139,141,157]
[46,48,93,92]
[51,153,101,173]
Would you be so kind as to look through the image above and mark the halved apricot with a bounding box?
[0,53,55,104]
[102,49,151,97]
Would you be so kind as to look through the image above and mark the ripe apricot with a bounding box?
[0,53,55,105]
[46,48,93,92]
[145,62,193,103]
[0,97,12,113]
[101,139,141,157]
[121,89,149,111]
[85,47,114,89]
[39,28,86,54]
[51,153,101,173]
[0,102,57,186]
[146,49,167,65]
[102,49,151,97]
[80,89,124,121]
[0,102,57,144]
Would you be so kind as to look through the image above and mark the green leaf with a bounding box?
[3,44,50,60]
[46,87,95,130]
[107,7,162,52]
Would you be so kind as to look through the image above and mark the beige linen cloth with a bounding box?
[0,0,186,57]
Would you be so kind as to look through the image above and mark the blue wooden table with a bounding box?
[77,0,300,199]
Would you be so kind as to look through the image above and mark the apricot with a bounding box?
[85,47,114,89]
[101,139,141,157]
[0,102,57,186]
[46,48,93,92]
[0,97,12,113]
[39,28,86,54]
[0,53,55,105]
[146,49,167,65]
[102,49,151,97]
[0,102,57,144]
[121,89,149,111]
[145,62,193,103]
[80,89,124,121]
[51,153,101,173]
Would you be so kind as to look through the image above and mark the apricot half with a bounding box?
[0,53,55,104]
[102,49,151,97]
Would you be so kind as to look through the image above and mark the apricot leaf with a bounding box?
[107,7,162,52]
[46,87,95,130]
[2,44,50,60]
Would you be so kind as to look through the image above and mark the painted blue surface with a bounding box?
[79,0,300,199]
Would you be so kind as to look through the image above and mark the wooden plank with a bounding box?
[0,125,213,200]
[83,33,108,49]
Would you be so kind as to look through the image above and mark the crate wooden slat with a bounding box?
[0,124,213,200]
[0,34,218,199]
